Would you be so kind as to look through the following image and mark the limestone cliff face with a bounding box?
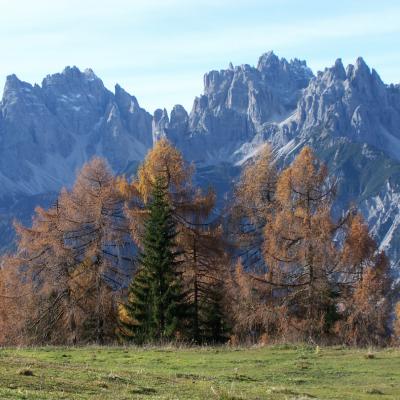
[167,51,313,162]
[295,58,400,160]
[0,66,152,194]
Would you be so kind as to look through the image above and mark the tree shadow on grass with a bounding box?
[131,386,157,395]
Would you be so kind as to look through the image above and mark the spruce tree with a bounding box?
[119,176,186,343]
[118,267,153,343]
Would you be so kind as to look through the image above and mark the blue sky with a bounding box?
[1,0,399,112]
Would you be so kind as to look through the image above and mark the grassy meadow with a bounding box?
[0,345,399,399]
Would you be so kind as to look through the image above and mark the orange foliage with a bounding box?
[9,158,128,344]
[230,146,393,344]
[0,258,30,344]
[341,253,391,346]
[231,144,277,271]
[135,137,194,203]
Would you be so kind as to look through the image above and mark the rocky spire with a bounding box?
[152,108,169,141]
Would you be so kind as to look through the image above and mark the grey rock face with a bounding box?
[294,58,400,160]
[0,66,152,194]
[165,51,313,162]
[152,108,169,142]
[159,53,400,271]
[168,105,189,141]
[162,54,400,168]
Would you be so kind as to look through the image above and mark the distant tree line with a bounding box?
[0,139,398,346]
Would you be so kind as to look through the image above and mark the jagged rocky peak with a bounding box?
[257,50,280,71]
[294,56,400,160]
[40,66,113,134]
[326,58,347,81]
[0,65,156,194]
[313,56,380,87]
[112,83,153,148]
[203,68,234,100]
[62,65,86,78]
[148,105,188,147]
[186,51,314,144]
[169,51,317,163]
[42,66,103,91]
[347,58,388,101]
[345,57,383,88]
[257,50,291,77]
[168,105,189,141]
[200,51,314,113]
[152,108,169,140]
[42,66,109,104]
[153,105,189,143]
[346,57,369,86]
[170,105,188,125]
[82,67,98,80]
[114,83,139,111]
[4,73,24,91]
[1,74,47,125]
[346,56,370,79]
[257,51,313,85]
[153,108,169,124]
[2,74,38,104]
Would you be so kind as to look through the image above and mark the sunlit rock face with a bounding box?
[0,66,152,195]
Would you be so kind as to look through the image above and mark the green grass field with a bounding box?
[0,345,399,399]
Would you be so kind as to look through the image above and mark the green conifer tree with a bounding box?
[118,266,153,343]
[118,176,186,343]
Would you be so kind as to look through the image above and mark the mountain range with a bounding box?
[0,51,399,274]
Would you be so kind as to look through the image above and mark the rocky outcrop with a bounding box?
[294,58,400,160]
[163,51,313,162]
[0,67,152,194]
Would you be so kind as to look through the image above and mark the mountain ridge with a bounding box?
[0,52,399,272]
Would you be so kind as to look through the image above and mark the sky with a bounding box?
[0,0,399,112]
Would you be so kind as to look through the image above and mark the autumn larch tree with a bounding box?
[229,146,393,344]
[175,187,230,343]
[338,219,392,346]
[11,158,131,344]
[263,146,339,339]
[230,144,277,272]
[0,257,31,345]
